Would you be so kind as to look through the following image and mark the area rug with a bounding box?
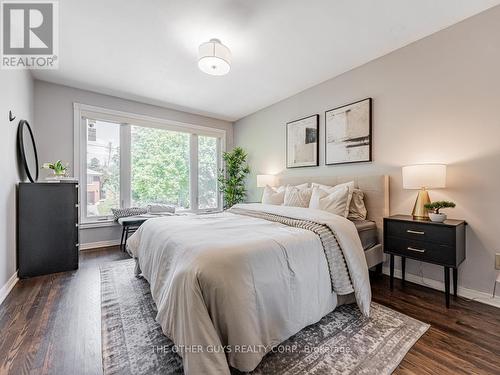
[101,259,429,375]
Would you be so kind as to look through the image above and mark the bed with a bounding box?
[128,175,389,375]
[277,174,389,271]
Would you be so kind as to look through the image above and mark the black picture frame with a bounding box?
[286,114,319,168]
[17,120,39,183]
[324,98,372,166]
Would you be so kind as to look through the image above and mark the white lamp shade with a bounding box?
[256,174,277,188]
[198,39,231,76]
[402,164,446,189]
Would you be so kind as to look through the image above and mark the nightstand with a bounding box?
[383,215,466,307]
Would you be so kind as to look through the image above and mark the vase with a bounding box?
[429,213,447,222]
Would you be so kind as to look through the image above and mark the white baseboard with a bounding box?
[79,239,121,250]
[383,266,500,309]
[0,271,19,306]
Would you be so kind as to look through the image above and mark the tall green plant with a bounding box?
[218,147,250,209]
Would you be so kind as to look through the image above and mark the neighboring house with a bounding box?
[87,168,102,215]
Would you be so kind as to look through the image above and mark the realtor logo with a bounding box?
[1,1,58,69]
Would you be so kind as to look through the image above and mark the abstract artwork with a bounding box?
[286,114,319,168]
[325,98,372,165]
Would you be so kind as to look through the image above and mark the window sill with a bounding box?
[80,220,118,229]
[79,210,223,230]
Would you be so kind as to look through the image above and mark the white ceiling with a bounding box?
[33,0,500,121]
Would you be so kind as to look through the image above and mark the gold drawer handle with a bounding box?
[407,246,425,253]
[407,229,425,235]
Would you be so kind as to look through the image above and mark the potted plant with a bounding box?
[424,201,456,222]
[42,160,69,177]
[218,147,250,209]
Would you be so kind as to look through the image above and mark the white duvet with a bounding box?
[128,203,371,374]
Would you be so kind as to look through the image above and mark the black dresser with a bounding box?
[384,215,466,307]
[18,182,79,278]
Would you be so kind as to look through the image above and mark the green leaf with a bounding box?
[218,147,250,208]
[424,200,456,214]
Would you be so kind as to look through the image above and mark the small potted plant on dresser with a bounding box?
[424,200,456,222]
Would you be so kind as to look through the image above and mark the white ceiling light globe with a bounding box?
[198,39,231,76]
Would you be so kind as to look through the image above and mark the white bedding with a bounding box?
[128,203,371,374]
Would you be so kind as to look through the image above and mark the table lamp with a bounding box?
[256,174,277,188]
[402,164,446,220]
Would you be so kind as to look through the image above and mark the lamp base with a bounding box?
[412,189,431,220]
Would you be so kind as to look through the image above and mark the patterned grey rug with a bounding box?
[101,259,429,375]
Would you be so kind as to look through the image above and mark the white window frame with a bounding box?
[74,103,226,227]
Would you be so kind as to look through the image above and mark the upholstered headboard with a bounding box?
[277,174,390,239]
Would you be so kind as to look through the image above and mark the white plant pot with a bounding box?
[429,213,447,222]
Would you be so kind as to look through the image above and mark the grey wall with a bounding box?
[234,6,500,295]
[34,80,233,245]
[0,70,33,290]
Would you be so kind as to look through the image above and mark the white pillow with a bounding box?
[308,185,351,217]
[262,185,285,205]
[274,185,287,193]
[311,181,355,191]
[276,182,309,191]
[311,182,332,190]
[347,189,367,220]
[311,181,355,217]
[283,186,313,208]
[293,182,310,190]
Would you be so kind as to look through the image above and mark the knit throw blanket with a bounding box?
[228,207,354,295]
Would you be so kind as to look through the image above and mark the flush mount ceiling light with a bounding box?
[198,38,231,76]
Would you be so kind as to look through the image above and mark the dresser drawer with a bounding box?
[385,236,456,266]
[386,220,455,245]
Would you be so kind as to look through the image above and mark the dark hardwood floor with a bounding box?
[371,274,500,374]
[0,247,129,375]
[0,247,499,374]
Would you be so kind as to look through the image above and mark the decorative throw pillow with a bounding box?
[348,189,367,220]
[262,185,286,205]
[312,181,355,192]
[274,185,288,193]
[311,181,355,217]
[311,182,332,190]
[283,186,313,208]
[111,207,148,221]
[309,185,351,216]
[292,182,310,190]
[275,183,309,191]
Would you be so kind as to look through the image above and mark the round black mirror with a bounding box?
[17,120,39,183]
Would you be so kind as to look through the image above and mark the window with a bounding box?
[75,104,225,224]
[198,135,219,209]
[86,120,120,218]
[131,126,190,208]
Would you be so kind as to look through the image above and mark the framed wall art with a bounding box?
[325,98,372,165]
[286,114,319,168]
